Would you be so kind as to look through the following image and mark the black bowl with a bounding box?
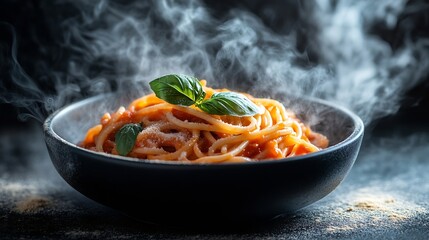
[43,93,364,227]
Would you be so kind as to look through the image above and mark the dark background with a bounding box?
[1,0,428,130]
[1,0,429,239]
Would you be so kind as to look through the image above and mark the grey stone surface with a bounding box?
[1,124,428,239]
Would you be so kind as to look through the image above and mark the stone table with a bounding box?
[1,120,428,239]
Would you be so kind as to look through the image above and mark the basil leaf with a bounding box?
[115,123,143,156]
[197,92,261,116]
[148,74,260,117]
[149,74,206,106]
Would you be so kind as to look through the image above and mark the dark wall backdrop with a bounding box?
[1,1,429,239]
[0,0,428,132]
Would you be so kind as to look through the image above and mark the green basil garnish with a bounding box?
[115,123,143,156]
[196,92,261,116]
[149,74,206,106]
[149,74,261,116]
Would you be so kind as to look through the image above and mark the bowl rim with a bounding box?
[43,93,364,167]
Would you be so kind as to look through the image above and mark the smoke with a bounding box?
[1,0,428,125]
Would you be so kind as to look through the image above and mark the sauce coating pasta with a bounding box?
[79,80,328,163]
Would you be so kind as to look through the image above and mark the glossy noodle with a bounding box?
[79,80,329,163]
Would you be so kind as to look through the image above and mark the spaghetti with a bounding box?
[79,80,329,163]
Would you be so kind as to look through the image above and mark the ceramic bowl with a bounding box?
[43,93,364,226]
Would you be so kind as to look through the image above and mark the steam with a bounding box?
[315,0,429,123]
[1,0,428,125]
[0,24,51,121]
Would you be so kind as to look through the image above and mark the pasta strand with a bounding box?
[79,82,329,163]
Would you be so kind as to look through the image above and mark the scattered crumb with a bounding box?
[323,189,427,234]
[354,201,379,210]
[341,192,426,223]
[388,213,407,221]
[14,196,52,214]
[326,225,354,232]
